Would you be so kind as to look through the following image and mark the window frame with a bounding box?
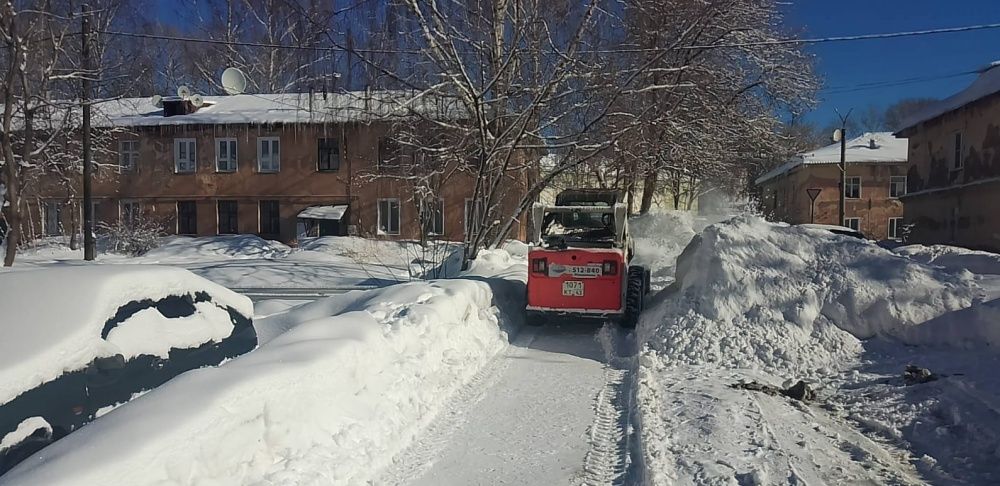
[317,138,341,172]
[173,138,197,173]
[844,217,861,232]
[953,131,964,171]
[889,175,907,198]
[217,200,239,235]
[42,201,62,236]
[118,139,139,172]
[258,200,281,235]
[119,199,141,225]
[377,198,401,236]
[464,198,483,236]
[422,198,445,236]
[176,201,198,235]
[844,176,862,200]
[888,217,903,241]
[257,136,281,173]
[215,137,238,173]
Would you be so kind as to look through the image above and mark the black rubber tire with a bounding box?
[621,266,646,329]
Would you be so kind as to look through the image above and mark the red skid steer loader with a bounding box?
[525,190,650,328]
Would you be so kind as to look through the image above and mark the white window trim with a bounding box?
[889,176,907,199]
[215,137,238,173]
[845,176,862,200]
[257,136,281,173]
[844,217,861,231]
[888,217,903,241]
[174,138,197,173]
[377,198,401,236]
[118,139,139,173]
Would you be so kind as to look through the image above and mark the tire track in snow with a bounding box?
[375,326,540,485]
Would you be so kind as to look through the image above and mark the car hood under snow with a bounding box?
[0,265,253,406]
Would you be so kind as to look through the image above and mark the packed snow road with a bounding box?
[379,322,635,486]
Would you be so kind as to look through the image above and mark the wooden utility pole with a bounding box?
[81,6,95,260]
[835,109,852,227]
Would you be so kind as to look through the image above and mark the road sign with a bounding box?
[806,188,822,201]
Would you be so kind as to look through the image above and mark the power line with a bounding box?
[821,69,978,95]
[97,21,1000,55]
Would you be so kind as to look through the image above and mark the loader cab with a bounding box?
[526,189,647,328]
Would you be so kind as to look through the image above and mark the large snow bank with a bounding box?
[895,244,1000,275]
[142,235,291,260]
[629,211,725,288]
[289,236,464,280]
[0,266,252,406]
[640,217,981,375]
[4,257,525,485]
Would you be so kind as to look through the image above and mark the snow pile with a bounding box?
[629,211,726,288]
[895,244,1000,275]
[142,235,291,260]
[0,266,252,406]
[4,258,525,485]
[290,236,464,280]
[641,217,981,375]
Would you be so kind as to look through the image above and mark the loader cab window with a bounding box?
[541,210,615,247]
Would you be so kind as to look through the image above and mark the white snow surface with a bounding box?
[640,216,981,376]
[3,258,522,485]
[142,234,291,260]
[104,302,237,359]
[0,265,252,406]
[0,418,51,453]
[895,244,1000,275]
[297,205,348,220]
[755,132,908,184]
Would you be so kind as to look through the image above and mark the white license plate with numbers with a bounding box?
[562,280,584,297]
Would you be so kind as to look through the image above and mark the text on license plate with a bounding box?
[562,280,584,297]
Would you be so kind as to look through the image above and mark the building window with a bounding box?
[257,137,280,173]
[953,132,964,170]
[465,198,483,236]
[844,217,861,232]
[177,201,197,235]
[119,140,139,172]
[174,138,197,173]
[888,217,903,241]
[318,138,340,172]
[845,176,861,199]
[216,138,238,172]
[889,176,907,198]
[422,199,444,236]
[259,200,280,235]
[43,202,62,236]
[120,200,141,225]
[378,198,400,235]
[217,200,239,234]
[378,137,401,170]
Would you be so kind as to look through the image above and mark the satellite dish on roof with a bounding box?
[177,85,192,99]
[221,67,247,95]
[190,94,205,107]
[150,94,163,108]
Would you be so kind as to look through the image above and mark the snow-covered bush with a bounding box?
[99,216,168,256]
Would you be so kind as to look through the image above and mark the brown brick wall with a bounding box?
[758,162,906,240]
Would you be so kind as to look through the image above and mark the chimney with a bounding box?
[161,97,197,117]
[869,138,878,149]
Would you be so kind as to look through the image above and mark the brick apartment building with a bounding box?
[895,62,1000,251]
[22,92,529,244]
[755,132,909,240]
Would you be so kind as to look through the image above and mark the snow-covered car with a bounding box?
[0,266,256,474]
[796,223,866,240]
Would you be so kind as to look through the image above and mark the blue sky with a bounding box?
[782,0,1000,126]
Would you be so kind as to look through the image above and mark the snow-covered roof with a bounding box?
[0,266,252,406]
[298,205,348,221]
[755,132,908,185]
[5,90,463,130]
[897,62,1000,134]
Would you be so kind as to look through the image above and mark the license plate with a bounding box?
[549,264,602,278]
[562,280,584,297]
